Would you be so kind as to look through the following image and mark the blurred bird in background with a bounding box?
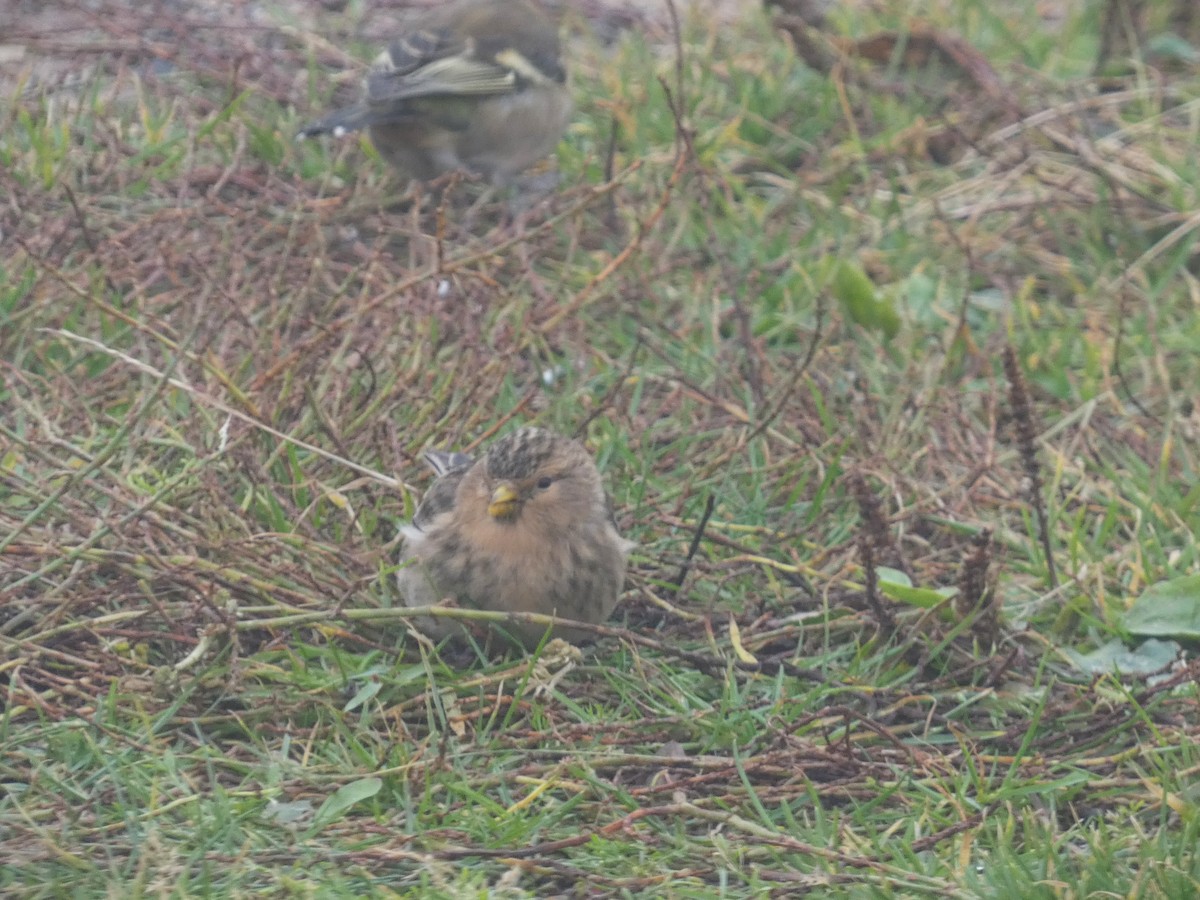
[298,0,572,184]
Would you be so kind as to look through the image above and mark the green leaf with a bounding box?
[1063,638,1181,676]
[343,678,382,712]
[1123,575,1200,639]
[311,777,382,831]
[877,567,956,609]
[262,799,315,827]
[831,260,901,339]
[1147,32,1200,65]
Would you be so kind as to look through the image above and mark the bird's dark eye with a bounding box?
[536,476,553,490]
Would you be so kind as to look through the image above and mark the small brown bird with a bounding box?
[397,427,633,647]
[297,0,572,184]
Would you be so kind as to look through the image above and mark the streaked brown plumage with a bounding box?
[397,427,633,647]
[297,0,572,184]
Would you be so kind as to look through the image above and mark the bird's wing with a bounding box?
[423,449,473,477]
[604,491,637,555]
[410,451,473,532]
[367,56,516,103]
[411,473,462,531]
[367,18,519,104]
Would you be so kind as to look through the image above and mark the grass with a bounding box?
[3,0,1200,895]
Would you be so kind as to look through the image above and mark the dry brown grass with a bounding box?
[3,0,1200,894]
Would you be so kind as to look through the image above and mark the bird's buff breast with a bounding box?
[404,515,622,624]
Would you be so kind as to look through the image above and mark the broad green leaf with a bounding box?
[879,581,956,610]
[831,260,900,339]
[1063,638,1181,675]
[877,567,910,587]
[877,567,956,609]
[311,777,382,831]
[262,799,314,827]
[1123,575,1200,639]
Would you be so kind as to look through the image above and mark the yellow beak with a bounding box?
[487,483,522,520]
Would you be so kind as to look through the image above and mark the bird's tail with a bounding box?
[296,103,375,140]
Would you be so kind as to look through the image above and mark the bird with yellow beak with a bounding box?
[397,427,633,647]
